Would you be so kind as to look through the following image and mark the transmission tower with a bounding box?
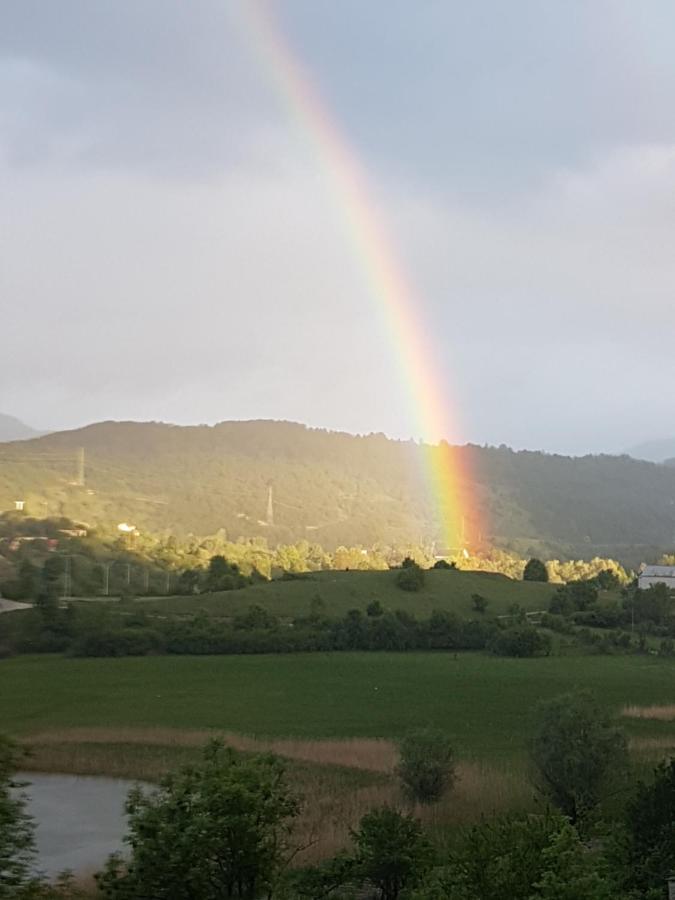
[75,447,85,487]
[266,482,275,527]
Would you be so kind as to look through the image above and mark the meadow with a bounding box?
[3,651,675,760]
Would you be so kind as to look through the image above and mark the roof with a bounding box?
[640,565,675,578]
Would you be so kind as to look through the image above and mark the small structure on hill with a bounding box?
[638,565,675,590]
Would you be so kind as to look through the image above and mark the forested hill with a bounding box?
[0,419,674,564]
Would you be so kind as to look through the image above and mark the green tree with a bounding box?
[16,560,39,601]
[396,729,456,805]
[97,741,299,899]
[410,813,615,900]
[351,806,433,900]
[0,735,38,899]
[523,558,548,583]
[471,594,489,614]
[622,758,675,893]
[420,812,565,900]
[529,692,628,824]
[532,821,614,899]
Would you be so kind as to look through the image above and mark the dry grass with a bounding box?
[22,726,533,863]
[288,761,532,863]
[25,727,398,773]
[629,736,675,762]
[621,704,675,721]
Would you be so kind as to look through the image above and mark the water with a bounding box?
[17,773,146,878]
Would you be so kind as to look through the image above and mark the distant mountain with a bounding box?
[0,413,41,443]
[0,419,674,566]
[626,438,675,463]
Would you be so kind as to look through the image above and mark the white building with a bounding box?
[638,565,675,591]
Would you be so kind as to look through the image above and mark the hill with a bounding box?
[0,413,41,443]
[1,419,675,563]
[626,437,675,463]
[137,568,555,620]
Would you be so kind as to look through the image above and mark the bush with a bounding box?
[396,729,455,804]
[433,559,456,570]
[489,626,551,657]
[395,563,425,592]
[471,593,489,614]
[70,627,165,657]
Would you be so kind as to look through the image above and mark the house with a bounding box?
[638,565,675,591]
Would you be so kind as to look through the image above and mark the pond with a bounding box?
[18,772,146,878]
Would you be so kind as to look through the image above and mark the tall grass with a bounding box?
[23,728,533,862]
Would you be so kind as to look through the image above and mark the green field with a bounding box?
[3,652,675,762]
[136,569,557,619]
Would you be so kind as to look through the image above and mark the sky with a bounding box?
[3,1,675,455]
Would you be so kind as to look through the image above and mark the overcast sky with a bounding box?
[3,1,675,455]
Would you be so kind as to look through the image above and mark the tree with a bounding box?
[97,741,299,899]
[396,729,456,805]
[395,561,425,592]
[0,736,35,899]
[351,806,433,900]
[16,560,39,600]
[471,594,489,614]
[415,813,615,900]
[529,692,628,824]
[622,758,675,893]
[523,558,548,582]
[532,821,614,900]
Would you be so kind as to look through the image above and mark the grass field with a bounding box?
[135,568,558,619]
[4,650,675,862]
[3,652,675,761]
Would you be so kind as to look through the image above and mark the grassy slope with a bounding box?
[3,652,675,762]
[136,569,556,619]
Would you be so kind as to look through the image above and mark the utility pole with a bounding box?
[75,447,85,487]
[103,561,112,597]
[165,571,171,594]
[126,563,131,586]
[144,569,150,594]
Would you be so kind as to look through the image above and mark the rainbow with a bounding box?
[241,2,483,552]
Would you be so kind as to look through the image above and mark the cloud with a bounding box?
[385,144,675,451]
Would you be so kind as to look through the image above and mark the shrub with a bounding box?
[396,729,455,805]
[395,563,425,592]
[489,626,551,657]
[471,593,489,614]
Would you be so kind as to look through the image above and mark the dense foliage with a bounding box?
[529,692,628,823]
[98,742,299,899]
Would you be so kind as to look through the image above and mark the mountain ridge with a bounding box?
[1,418,674,565]
[0,413,42,443]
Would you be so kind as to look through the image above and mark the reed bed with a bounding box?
[22,727,532,863]
[622,704,675,721]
